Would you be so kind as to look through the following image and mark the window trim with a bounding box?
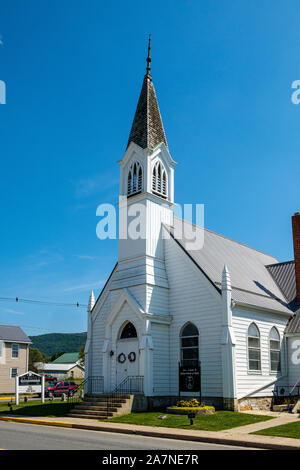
[247,323,262,374]
[269,326,281,374]
[180,322,199,367]
[10,367,18,379]
[118,321,138,341]
[11,343,19,359]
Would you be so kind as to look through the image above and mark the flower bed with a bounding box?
[167,406,215,415]
[167,398,215,415]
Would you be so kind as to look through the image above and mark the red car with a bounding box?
[44,375,57,383]
[45,381,78,397]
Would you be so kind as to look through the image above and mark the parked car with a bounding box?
[45,381,78,397]
[44,375,57,383]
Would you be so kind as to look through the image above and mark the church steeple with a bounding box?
[127,35,168,150]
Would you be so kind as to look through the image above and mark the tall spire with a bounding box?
[87,290,95,313]
[126,36,168,150]
[146,34,151,78]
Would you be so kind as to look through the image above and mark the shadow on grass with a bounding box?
[0,401,74,418]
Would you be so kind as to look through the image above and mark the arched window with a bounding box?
[152,161,167,198]
[180,323,199,366]
[270,327,281,372]
[248,323,261,371]
[120,322,137,339]
[127,162,142,196]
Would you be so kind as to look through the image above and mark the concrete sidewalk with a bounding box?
[0,412,300,450]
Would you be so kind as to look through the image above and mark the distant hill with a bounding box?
[29,332,87,358]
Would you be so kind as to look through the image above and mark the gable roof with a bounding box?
[165,218,293,316]
[52,352,80,364]
[0,324,31,344]
[267,261,300,333]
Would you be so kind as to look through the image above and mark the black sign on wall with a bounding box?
[178,362,201,402]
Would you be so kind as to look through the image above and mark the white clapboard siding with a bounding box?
[163,230,224,397]
[146,285,169,315]
[152,323,170,395]
[90,294,111,377]
[287,336,300,389]
[232,306,289,398]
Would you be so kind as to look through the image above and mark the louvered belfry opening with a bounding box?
[127,161,143,197]
[152,161,167,198]
[292,212,300,303]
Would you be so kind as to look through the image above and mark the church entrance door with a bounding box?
[116,322,139,388]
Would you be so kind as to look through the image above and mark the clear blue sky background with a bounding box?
[0,0,299,337]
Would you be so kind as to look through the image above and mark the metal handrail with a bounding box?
[115,375,144,393]
[67,376,104,405]
[290,378,300,396]
[104,376,144,419]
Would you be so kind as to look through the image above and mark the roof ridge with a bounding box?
[171,216,278,260]
[0,324,23,329]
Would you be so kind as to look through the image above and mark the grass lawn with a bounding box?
[105,411,274,432]
[253,421,300,440]
[0,399,75,418]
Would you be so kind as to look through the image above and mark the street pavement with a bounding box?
[0,421,251,450]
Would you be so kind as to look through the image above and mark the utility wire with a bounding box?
[0,296,87,308]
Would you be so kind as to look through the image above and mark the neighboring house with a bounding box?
[36,352,84,379]
[0,325,31,394]
[84,44,300,411]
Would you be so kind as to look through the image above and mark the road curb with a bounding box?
[1,415,300,450]
[0,416,73,428]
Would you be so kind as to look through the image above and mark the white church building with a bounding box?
[84,42,300,411]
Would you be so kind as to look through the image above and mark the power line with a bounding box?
[0,296,87,308]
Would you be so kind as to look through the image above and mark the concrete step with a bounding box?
[82,398,128,405]
[73,405,118,413]
[85,394,131,399]
[68,413,109,420]
[70,409,114,417]
[74,403,119,410]
[83,397,129,403]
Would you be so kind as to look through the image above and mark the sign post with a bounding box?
[15,371,44,405]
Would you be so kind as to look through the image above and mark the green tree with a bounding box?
[28,348,48,373]
[78,344,85,367]
[49,351,65,362]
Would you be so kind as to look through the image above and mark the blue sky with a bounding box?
[0,0,299,337]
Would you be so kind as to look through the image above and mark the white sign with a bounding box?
[15,371,45,405]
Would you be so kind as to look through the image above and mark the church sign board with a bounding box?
[15,371,45,405]
[178,363,201,401]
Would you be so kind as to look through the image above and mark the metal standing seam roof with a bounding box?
[165,218,294,316]
[266,261,300,334]
[52,352,80,364]
[0,325,31,343]
[42,363,79,371]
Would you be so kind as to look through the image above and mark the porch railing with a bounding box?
[66,376,104,405]
[115,375,144,394]
[104,376,144,418]
[86,376,104,394]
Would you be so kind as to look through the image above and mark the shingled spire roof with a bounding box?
[127,36,168,150]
